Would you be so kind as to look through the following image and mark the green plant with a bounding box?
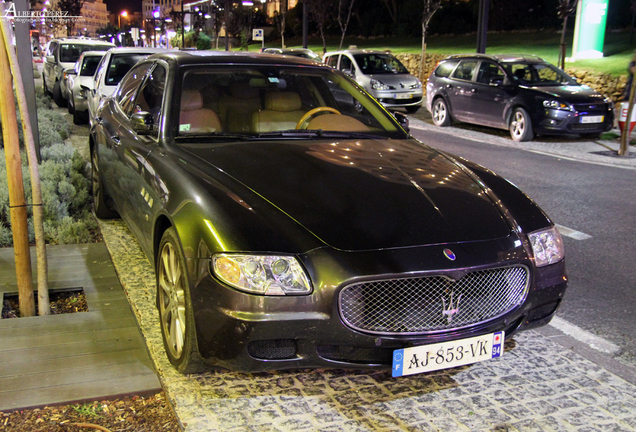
[72,402,104,418]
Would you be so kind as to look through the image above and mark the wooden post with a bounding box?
[0,20,35,317]
[0,4,49,314]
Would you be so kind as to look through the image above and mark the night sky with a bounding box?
[105,0,142,15]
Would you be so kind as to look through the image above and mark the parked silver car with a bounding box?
[42,37,114,107]
[87,47,168,125]
[323,49,423,113]
[64,51,105,124]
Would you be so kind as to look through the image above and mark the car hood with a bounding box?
[525,84,607,103]
[179,138,511,251]
[366,73,420,87]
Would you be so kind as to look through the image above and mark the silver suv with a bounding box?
[323,49,423,113]
[42,37,114,107]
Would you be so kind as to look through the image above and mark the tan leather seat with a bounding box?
[218,81,262,133]
[179,90,222,133]
[252,92,305,133]
[306,114,370,132]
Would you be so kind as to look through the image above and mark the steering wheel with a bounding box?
[295,107,341,129]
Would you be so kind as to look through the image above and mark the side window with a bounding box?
[134,64,166,124]
[339,55,353,74]
[434,60,458,78]
[116,63,153,115]
[94,55,108,86]
[325,55,338,68]
[451,60,477,81]
[476,62,505,85]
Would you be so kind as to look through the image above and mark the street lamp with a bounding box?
[119,10,128,46]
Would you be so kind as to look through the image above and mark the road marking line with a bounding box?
[549,316,621,355]
[556,224,592,240]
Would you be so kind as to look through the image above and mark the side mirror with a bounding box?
[131,111,155,135]
[503,76,514,87]
[393,111,410,133]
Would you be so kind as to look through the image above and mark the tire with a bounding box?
[91,148,118,219]
[157,227,205,374]
[405,105,420,114]
[68,95,74,114]
[52,81,67,107]
[509,107,534,142]
[432,98,451,126]
[73,106,86,125]
[42,74,50,96]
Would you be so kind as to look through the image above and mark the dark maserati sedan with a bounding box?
[426,54,614,141]
[90,51,567,375]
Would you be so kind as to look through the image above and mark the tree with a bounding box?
[557,0,578,69]
[420,0,441,80]
[274,0,289,48]
[53,0,85,36]
[337,0,355,49]
[306,0,333,54]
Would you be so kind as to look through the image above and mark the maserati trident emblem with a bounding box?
[442,291,462,323]
[443,248,456,260]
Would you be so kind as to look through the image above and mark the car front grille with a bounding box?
[572,102,610,112]
[339,266,529,335]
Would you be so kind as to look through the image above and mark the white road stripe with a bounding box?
[549,316,621,355]
[556,224,592,240]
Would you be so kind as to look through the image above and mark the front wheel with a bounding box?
[432,98,451,126]
[509,107,534,142]
[53,81,67,107]
[157,227,205,374]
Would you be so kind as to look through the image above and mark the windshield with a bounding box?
[106,54,149,86]
[503,62,577,86]
[175,66,405,139]
[353,53,409,75]
[60,43,112,63]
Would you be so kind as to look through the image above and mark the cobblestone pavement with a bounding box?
[99,219,636,432]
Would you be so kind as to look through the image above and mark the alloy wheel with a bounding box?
[158,241,187,360]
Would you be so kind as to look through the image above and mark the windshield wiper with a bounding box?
[256,129,383,140]
[176,132,252,141]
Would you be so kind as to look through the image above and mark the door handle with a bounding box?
[111,135,121,146]
[471,88,478,93]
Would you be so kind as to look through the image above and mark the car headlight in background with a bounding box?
[212,254,312,295]
[542,99,573,111]
[528,226,565,267]
[371,79,391,90]
[411,79,423,89]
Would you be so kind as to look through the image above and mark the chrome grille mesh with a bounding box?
[339,266,529,335]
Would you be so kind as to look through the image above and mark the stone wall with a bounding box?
[394,52,627,102]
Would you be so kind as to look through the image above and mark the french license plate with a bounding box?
[580,115,604,124]
[392,331,504,377]
[395,93,412,99]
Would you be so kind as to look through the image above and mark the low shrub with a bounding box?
[0,94,98,246]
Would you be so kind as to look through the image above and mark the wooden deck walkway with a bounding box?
[0,243,161,412]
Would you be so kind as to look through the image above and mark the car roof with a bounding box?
[80,51,107,57]
[145,50,321,67]
[105,47,170,55]
[444,53,546,64]
[54,38,115,46]
[324,49,394,56]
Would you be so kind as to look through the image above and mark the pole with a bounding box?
[302,1,308,49]
[476,0,489,54]
[620,79,635,156]
[181,0,185,49]
[0,4,49,315]
[0,14,35,317]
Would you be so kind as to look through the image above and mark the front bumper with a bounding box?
[371,89,424,109]
[535,105,614,136]
[189,244,568,372]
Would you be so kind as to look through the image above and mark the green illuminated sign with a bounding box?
[572,0,608,60]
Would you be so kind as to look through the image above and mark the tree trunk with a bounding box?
[1,3,49,315]
[0,16,35,317]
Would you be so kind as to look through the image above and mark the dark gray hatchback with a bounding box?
[426,54,614,141]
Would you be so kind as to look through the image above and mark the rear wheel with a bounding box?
[53,81,66,107]
[68,95,74,114]
[157,227,205,374]
[509,107,534,142]
[90,148,118,219]
[432,98,451,126]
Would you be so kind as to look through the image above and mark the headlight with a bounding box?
[411,79,422,89]
[528,226,565,267]
[542,99,573,111]
[212,254,312,295]
[371,79,390,90]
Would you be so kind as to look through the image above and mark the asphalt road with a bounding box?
[407,109,636,369]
